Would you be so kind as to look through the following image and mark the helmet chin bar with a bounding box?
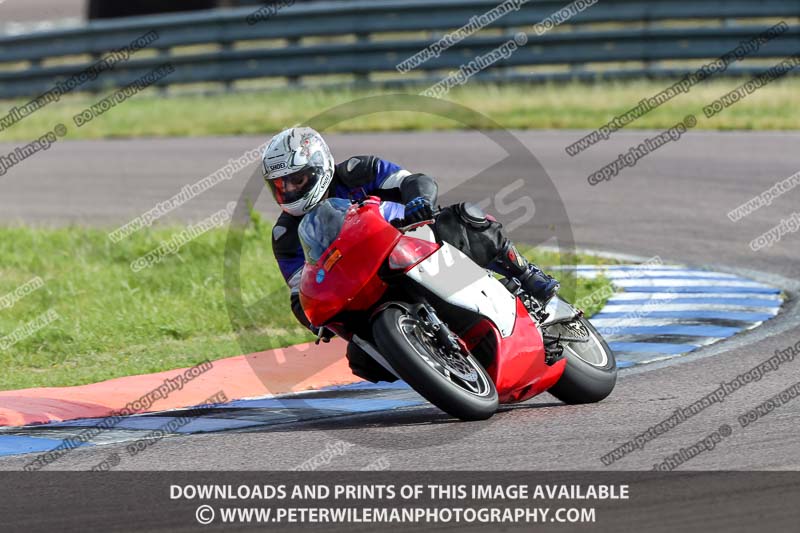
[280,198,308,217]
[278,170,333,216]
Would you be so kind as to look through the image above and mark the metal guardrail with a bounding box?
[0,0,797,98]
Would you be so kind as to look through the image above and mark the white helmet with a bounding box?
[262,127,335,216]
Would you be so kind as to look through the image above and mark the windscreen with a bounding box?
[298,198,351,264]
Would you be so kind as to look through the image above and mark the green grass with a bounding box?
[520,247,619,317]
[0,213,309,390]
[0,78,797,141]
[0,214,618,391]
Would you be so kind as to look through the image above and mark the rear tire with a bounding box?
[372,307,498,421]
[546,317,617,404]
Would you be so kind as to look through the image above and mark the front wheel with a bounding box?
[372,307,498,421]
[545,317,617,404]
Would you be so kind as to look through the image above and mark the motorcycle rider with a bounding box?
[264,127,559,382]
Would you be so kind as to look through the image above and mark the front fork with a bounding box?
[413,303,463,354]
[370,299,464,356]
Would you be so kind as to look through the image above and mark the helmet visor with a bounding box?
[267,165,323,206]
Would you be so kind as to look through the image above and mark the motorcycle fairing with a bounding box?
[300,200,400,326]
[404,242,518,337]
[461,299,566,404]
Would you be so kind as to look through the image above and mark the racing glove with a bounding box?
[403,196,435,225]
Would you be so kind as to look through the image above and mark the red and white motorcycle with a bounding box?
[298,197,617,421]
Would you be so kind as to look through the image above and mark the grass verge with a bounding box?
[0,214,617,390]
[0,78,798,142]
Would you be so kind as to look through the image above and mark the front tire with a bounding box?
[546,317,617,404]
[372,307,498,421]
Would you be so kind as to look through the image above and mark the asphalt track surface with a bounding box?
[0,129,799,474]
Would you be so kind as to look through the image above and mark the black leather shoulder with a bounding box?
[334,155,379,188]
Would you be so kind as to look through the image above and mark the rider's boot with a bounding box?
[494,240,559,303]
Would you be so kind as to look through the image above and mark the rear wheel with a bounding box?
[545,317,617,404]
[372,307,498,421]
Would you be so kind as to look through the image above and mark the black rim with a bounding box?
[397,315,493,398]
